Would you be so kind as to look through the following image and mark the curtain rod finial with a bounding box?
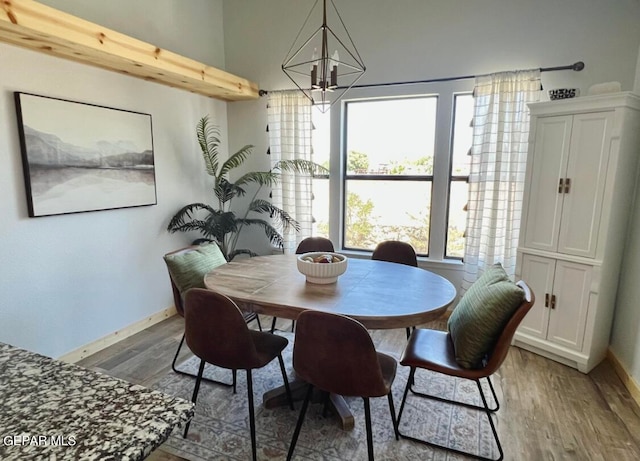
[259,89,268,96]
[573,61,585,71]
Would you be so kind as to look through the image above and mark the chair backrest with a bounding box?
[295,237,335,254]
[164,245,199,316]
[371,240,418,267]
[293,310,389,397]
[183,288,262,370]
[482,280,535,376]
[163,243,227,317]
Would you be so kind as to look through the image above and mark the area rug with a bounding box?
[153,332,499,460]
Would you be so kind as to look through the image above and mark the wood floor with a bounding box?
[77,315,640,461]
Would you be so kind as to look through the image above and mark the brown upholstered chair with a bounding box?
[164,244,261,388]
[182,288,293,461]
[286,311,398,461]
[270,236,336,333]
[371,240,418,339]
[295,236,335,254]
[371,240,418,267]
[396,280,535,461]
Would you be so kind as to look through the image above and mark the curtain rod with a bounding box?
[258,61,584,96]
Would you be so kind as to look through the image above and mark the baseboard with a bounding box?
[59,305,177,363]
[607,348,640,408]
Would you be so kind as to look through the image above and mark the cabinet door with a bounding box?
[523,116,572,252]
[557,112,613,258]
[518,254,555,340]
[547,260,592,351]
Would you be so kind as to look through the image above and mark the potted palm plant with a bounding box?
[167,115,324,260]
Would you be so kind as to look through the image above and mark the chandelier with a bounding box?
[282,0,365,113]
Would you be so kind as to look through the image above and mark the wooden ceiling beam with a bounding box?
[0,0,260,101]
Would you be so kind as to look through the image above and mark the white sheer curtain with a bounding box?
[267,90,313,254]
[462,70,541,291]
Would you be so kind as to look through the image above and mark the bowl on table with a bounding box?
[297,252,348,284]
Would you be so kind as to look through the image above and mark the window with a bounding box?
[446,93,474,258]
[311,85,473,261]
[311,107,330,238]
[343,97,436,254]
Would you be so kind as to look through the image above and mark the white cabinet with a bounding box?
[519,254,592,351]
[515,92,640,373]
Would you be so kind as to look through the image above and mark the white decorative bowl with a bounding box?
[296,252,348,284]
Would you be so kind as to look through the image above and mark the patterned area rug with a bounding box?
[153,332,499,460]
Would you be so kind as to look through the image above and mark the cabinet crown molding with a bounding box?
[0,0,259,101]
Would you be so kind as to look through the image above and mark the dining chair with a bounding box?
[295,236,335,254]
[396,276,535,461]
[371,240,418,339]
[270,236,336,333]
[182,288,294,461]
[163,243,261,388]
[286,310,399,461]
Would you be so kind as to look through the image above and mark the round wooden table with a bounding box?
[204,254,457,430]
[204,254,457,329]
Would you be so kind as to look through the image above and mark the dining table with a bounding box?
[203,253,457,429]
[0,342,194,461]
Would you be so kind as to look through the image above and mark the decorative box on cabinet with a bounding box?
[515,92,640,373]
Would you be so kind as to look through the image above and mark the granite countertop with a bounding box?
[0,342,194,461]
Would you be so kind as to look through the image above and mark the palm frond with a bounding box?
[214,178,245,204]
[219,144,254,178]
[273,159,328,176]
[236,218,286,248]
[249,199,300,233]
[196,116,221,176]
[235,171,280,188]
[167,203,216,232]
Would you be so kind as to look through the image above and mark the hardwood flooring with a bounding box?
[77,315,640,461]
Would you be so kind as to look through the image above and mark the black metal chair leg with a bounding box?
[405,327,411,340]
[270,317,277,333]
[408,370,500,412]
[172,332,234,388]
[387,391,399,440]
[255,315,263,331]
[247,369,257,461]
[363,397,375,461]
[397,368,504,461]
[277,354,294,410]
[183,359,206,438]
[233,369,237,394]
[286,384,313,461]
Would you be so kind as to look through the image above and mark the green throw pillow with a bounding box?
[447,263,525,369]
[163,243,227,295]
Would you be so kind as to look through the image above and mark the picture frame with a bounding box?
[14,92,157,217]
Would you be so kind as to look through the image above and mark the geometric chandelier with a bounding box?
[282,0,365,113]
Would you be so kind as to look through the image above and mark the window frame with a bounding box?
[322,81,474,263]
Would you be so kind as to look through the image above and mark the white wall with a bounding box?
[222,0,640,381]
[0,0,228,358]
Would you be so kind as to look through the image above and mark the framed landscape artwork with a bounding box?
[14,92,157,217]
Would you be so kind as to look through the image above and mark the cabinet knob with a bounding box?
[558,178,564,193]
[564,178,571,193]
[550,294,556,309]
[545,293,550,307]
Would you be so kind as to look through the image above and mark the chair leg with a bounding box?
[255,315,263,331]
[387,392,399,440]
[246,369,257,461]
[277,354,294,410]
[405,327,411,340]
[183,358,206,438]
[172,332,234,388]
[409,369,499,412]
[233,369,237,394]
[363,397,375,461]
[397,367,504,461]
[270,317,277,333]
[286,384,313,461]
